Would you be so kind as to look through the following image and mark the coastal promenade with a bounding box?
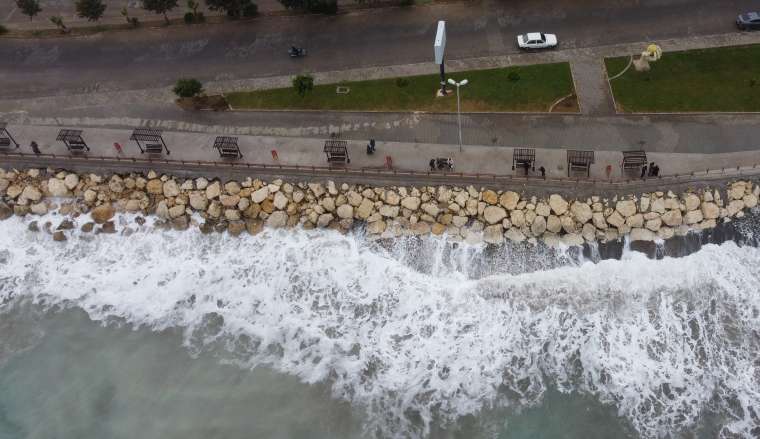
[3,123,760,197]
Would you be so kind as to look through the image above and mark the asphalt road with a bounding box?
[0,0,756,99]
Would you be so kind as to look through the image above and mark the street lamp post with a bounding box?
[447,78,468,152]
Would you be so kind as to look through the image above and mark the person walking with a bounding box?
[640,164,647,179]
[30,141,41,155]
[539,166,546,179]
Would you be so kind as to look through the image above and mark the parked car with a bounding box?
[516,32,558,50]
[737,12,760,30]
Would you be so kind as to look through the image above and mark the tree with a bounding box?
[49,15,68,32]
[120,7,140,27]
[205,0,256,18]
[76,0,106,21]
[142,0,178,24]
[292,74,314,97]
[16,0,42,20]
[173,78,203,98]
[278,0,335,13]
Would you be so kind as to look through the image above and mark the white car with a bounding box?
[516,32,558,50]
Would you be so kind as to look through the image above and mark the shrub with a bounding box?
[395,77,409,88]
[292,74,314,97]
[242,0,257,16]
[399,0,413,6]
[173,78,203,98]
[0,24,7,34]
[507,70,520,81]
[75,0,107,21]
[183,11,194,22]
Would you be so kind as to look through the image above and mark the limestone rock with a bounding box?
[615,200,637,218]
[379,205,399,218]
[189,192,208,211]
[220,194,241,208]
[727,200,744,217]
[701,202,720,220]
[366,220,386,235]
[560,215,576,234]
[146,179,163,195]
[30,202,48,215]
[53,231,67,242]
[337,204,353,219]
[684,210,703,225]
[606,211,625,229]
[431,223,446,235]
[729,183,745,200]
[273,192,288,210]
[357,199,374,219]
[510,210,526,228]
[84,189,97,204]
[91,203,115,224]
[661,209,683,226]
[308,183,325,198]
[163,180,180,198]
[251,187,269,203]
[47,178,68,197]
[206,201,222,219]
[592,212,608,230]
[205,181,221,200]
[650,198,665,214]
[625,213,644,229]
[561,233,584,247]
[483,206,507,224]
[384,191,401,206]
[499,191,520,210]
[224,181,241,195]
[227,221,246,236]
[546,215,562,233]
[570,201,593,224]
[482,190,498,205]
[548,194,568,215]
[401,197,421,211]
[683,193,701,211]
[630,228,656,242]
[169,205,186,218]
[581,223,596,242]
[0,202,12,220]
[645,217,662,232]
[266,211,288,228]
[505,227,526,243]
[531,216,547,236]
[743,193,758,208]
[535,202,551,217]
[483,225,504,244]
[20,186,42,202]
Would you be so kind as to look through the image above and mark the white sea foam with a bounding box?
[0,215,759,438]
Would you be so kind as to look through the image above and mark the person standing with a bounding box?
[30,141,41,155]
[641,164,647,179]
[539,166,546,178]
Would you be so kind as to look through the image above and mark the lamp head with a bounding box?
[447,78,456,85]
[460,79,468,86]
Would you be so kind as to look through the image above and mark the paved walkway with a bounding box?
[4,123,760,184]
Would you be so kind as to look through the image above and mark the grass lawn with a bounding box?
[225,62,576,112]
[605,44,760,112]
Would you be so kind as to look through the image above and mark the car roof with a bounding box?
[750,11,760,18]
[526,32,543,39]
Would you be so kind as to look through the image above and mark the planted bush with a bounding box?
[173,78,203,98]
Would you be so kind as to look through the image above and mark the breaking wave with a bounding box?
[0,215,759,438]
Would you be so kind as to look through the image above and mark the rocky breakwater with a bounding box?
[0,167,758,246]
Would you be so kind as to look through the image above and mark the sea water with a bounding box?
[0,214,758,439]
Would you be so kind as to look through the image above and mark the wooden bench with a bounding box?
[145,143,164,154]
[220,147,242,158]
[622,150,647,170]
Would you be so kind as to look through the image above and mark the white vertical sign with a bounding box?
[434,21,446,65]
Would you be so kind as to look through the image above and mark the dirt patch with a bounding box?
[176,95,229,111]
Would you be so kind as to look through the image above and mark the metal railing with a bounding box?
[1,149,759,188]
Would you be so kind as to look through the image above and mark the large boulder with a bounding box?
[630,228,656,242]
[482,190,498,205]
[561,233,584,247]
[505,227,526,243]
[530,216,547,236]
[379,205,399,218]
[683,193,701,211]
[308,183,325,198]
[510,210,526,228]
[744,193,758,208]
[684,210,703,225]
[20,185,42,202]
[317,213,334,228]
[701,202,720,220]
[592,212,608,229]
[400,196,421,211]
[146,179,163,195]
[336,204,353,219]
[0,202,12,220]
[273,192,288,210]
[661,209,682,226]
[499,191,520,210]
[615,200,637,218]
[220,194,241,208]
[548,194,568,215]
[169,205,186,218]
[356,199,374,219]
[546,215,562,233]
[483,225,504,244]
[266,211,288,228]
[63,173,79,190]
[570,201,592,224]
[189,192,208,211]
[163,180,180,197]
[366,220,386,234]
[30,202,48,215]
[251,187,269,204]
[205,181,221,200]
[384,191,400,206]
[421,202,440,217]
[483,206,507,224]
[91,203,115,224]
[47,178,68,197]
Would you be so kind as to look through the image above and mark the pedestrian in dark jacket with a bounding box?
[641,164,647,179]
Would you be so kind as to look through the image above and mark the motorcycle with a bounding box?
[289,47,307,58]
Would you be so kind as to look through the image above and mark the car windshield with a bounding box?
[538,34,546,42]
